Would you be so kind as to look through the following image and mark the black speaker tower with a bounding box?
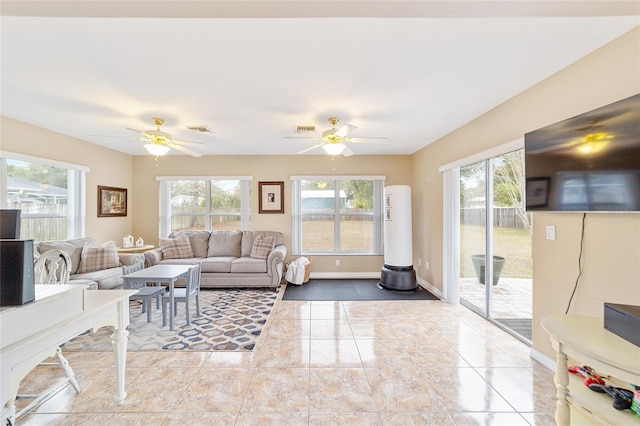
[0,239,35,306]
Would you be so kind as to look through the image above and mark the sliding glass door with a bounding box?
[458,150,533,342]
[459,160,488,315]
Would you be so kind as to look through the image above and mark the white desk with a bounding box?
[0,285,135,424]
[542,315,640,426]
[122,264,192,331]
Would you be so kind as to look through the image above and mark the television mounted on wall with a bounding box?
[524,93,640,212]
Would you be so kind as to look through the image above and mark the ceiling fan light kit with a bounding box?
[288,116,388,157]
[125,117,205,158]
[144,142,171,156]
[322,142,346,156]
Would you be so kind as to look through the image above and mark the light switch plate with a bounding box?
[546,225,556,240]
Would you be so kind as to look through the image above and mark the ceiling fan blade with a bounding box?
[296,143,323,154]
[342,146,354,157]
[172,139,205,146]
[284,136,320,140]
[349,138,388,144]
[88,134,135,139]
[169,143,202,157]
[335,124,357,137]
[125,127,144,134]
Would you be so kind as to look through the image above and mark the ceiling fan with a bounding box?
[126,118,204,157]
[286,116,387,156]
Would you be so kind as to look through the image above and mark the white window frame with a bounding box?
[290,175,385,255]
[157,176,252,237]
[0,151,88,240]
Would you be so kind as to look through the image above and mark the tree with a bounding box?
[493,150,531,232]
[7,160,68,188]
[342,180,373,209]
[460,162,485,208]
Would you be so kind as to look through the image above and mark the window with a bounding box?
[1,152,87,241]
[158,177,251,236]
[291,176,384,255]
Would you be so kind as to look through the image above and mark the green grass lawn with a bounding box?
[460,224,532,279]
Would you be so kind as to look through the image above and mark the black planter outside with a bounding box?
[471,255,506,286]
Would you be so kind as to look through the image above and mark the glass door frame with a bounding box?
[441,139,529,341]
[458,158,495,317]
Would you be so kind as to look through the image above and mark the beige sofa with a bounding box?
[143,230,287,290]
[34,237,144,290]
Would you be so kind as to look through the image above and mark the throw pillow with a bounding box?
[77,241,120,274]
[168,231,210,258]
[160,234,194,259]
[38,238,91,274]
[250,235,275,259]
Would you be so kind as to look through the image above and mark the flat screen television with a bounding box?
[524,93,640,212]
[0,209,22,239]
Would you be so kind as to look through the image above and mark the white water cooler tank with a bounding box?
[379,185,417,291]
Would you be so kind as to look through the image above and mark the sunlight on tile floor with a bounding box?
[16,286,555,425]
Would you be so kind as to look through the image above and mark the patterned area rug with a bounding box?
[63,288,279,351]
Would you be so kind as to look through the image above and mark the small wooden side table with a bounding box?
[117,245,155,254]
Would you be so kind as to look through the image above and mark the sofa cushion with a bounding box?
[72,267,122,290]
[160,234,194,259]
[231,257,267,273]
[38,237,94,274]
[250,235,275,259]
[168,231,210,258]
[158,257,204,266]
[77,241,120,274]
[241,231,284,257]
[207,231,242,257]
[200,257,236,273]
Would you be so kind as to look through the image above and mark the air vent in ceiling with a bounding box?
[186,125,213,134]
[295,125,316,134]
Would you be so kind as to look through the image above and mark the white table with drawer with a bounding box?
[0,284,135,424]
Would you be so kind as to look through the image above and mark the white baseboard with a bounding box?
[530,348,555,372]
[416,276,443,299]
[308,272,381,280]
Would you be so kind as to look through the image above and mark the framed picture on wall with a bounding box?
[98,185,127,217]
[525,177,550,208]
[258,181,284,214]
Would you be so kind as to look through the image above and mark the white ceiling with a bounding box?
[1,1,639,157]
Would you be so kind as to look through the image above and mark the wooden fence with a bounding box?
[460,207,529,230]
[8,203,68,241]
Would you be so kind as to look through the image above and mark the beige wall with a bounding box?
[1,116,133,243]
[412,27,640,360]
[131,154,413,273]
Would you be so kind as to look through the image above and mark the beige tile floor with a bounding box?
[16,288,556,425]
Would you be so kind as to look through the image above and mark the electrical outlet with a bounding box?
[418,259,422,266]
[425,261,430,269]
[335,259,340,267]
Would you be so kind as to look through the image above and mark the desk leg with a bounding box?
[169,280,175,331]
[111,299,130,405]
[553,341,570,426]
